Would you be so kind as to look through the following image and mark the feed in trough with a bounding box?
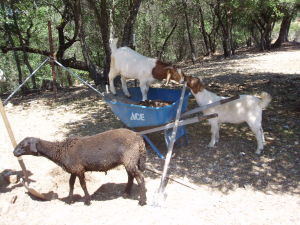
[136,100,173,107]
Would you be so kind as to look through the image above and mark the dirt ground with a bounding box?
[1,43,300,225]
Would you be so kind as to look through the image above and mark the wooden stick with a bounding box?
[0,100,46,200]
[145,164,198,190]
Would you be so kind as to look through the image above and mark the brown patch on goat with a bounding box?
[184,75,205,94]
[152,60,182,83]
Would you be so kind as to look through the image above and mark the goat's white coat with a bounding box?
[0,69,5,82]
[108,39,183,101]
[192,89,271,154]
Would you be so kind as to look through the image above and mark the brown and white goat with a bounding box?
[185,75,271,154]
[109,39,184,101]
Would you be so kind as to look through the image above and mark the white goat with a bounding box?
[0,69,5,82]
[185,75,272,154]
[108,39,184,101]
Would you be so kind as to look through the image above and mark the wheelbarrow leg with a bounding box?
[142,134,165,159]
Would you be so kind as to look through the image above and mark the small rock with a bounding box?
[3,170,19,184]
[4,174,18,184]
[295,141,299,145]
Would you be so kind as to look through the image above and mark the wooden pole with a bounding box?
[0,99,46,200]
[0,100,28,181]
[47,21,57,97]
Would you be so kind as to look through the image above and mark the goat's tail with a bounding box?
[138,142,146,172]
[259,92,272,109]
[109,38,118,54]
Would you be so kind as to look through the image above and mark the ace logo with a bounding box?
[130,112,145,121]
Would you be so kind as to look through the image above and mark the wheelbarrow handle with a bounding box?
[138,113,218,135]
[181,95,240,118]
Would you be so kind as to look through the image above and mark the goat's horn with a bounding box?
[166,72,171,85]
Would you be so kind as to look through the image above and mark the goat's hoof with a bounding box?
[138,200,147,206]
[255,150,262,155]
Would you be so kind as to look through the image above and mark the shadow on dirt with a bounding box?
[3,64,299,197]
[0,169,34,194]
[55,182,140,205]
[56,71,300,196]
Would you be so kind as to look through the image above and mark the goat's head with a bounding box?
[184,75,205,94]
[165,67,185,85]
[13,137,39,157]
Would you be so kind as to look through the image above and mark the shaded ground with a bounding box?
[1,44,300,225]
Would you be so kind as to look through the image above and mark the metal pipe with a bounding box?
[157,82,187,196]
[180,95,239,118]
[54,59,105,97]
[4,57,50,105]
[138,113,218,135]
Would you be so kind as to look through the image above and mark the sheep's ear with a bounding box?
[166,71,171,85]
[29,138,38,153]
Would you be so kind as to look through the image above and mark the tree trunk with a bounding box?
[11,9,37,89]
[76,0,102,85]
[158,21,177,60]
[198,6,210,56]
[273,15,293,48]
[121,0,143,48]
[87,0,111,85]
[182,0,196,63]
[1,2,26,92]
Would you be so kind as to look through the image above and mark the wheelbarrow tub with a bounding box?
[104,87,190,128]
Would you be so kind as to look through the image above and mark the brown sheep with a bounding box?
[13,128,147,206]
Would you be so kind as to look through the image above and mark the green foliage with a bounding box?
[0,0,299,94]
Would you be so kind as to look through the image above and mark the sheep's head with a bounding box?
[13,137,39,157]
[184,75,205,94]
[165,67,185,85]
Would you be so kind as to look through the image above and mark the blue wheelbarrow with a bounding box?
[104,87,191,158]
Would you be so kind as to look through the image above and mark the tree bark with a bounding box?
[75,0,102,85]
[121,0,143,47]
[1,2,26,92]
[86,0,111,84]
[182,0,196,63]
[198,5,210,56]
[158,21,177,60]
[11,9,37,89]
[273,15,293,48]
[213,1,232,57]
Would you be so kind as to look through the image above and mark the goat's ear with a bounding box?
[166,71,171,85]
[29,138,38,153]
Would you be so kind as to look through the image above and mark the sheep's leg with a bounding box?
[78,173,91,205]
[208,120,219,148]
[140,81,149,101]
[121,77,131,97]
[124,170,134,196]
[132,168,147,206]
[68,174,76,203]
